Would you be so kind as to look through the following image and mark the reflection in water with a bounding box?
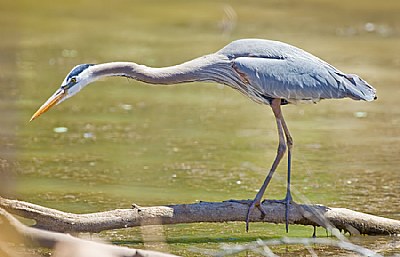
[1,0,399,256]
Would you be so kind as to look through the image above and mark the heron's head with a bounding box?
[30,64,95,121]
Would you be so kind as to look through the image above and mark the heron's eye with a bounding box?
[70,77,77,83]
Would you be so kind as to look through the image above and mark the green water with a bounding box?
[1,0,399,256]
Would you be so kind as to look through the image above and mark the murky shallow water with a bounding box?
[1,0,399,256]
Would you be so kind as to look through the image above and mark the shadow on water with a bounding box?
[1,0,399,256]
[112,236,274,245]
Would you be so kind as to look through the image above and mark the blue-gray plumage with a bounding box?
[217,39,376,104]
[30,39,377,232]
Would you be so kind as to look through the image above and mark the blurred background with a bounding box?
[1,0,399,256]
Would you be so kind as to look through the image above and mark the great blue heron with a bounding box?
[30,39,377,232]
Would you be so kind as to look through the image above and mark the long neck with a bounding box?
[90,54,233,85]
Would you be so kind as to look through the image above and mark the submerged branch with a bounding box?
[0,197,399,235]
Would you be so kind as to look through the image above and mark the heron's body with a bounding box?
[30,39,377,232]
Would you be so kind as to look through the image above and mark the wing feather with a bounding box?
[217,39,376,103]
[232,56,372,102]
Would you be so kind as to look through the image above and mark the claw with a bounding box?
[225,199,251,205]
[284,192,292,233]
[258,205,266,219]
[245,199,267,232]
[285,199,290,233]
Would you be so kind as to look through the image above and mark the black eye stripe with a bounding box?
[61,78,76,90]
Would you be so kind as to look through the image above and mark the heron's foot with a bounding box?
[263,193,293,232]
[226,199,266,231]
[245,199,267,232]
[225,199,252,205]
[283,192,292,233]
[266,197,293,205]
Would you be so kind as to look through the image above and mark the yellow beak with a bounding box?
[30,89,66,122]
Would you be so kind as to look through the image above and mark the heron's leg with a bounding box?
[280,114,293,233]
[245,99,287,232]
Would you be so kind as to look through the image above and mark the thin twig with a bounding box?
[210,237,382,257]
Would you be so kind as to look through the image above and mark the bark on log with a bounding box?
[0,208,180,257]
[1,197,399,235]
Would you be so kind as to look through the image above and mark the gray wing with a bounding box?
[217,39,376,103]
[232,55,375,103]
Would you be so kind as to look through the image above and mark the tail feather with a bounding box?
[342,73,377,101]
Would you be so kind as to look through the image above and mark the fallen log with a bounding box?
[0,208,180,257]
[0,207,387,257]
[1,197,399,235]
